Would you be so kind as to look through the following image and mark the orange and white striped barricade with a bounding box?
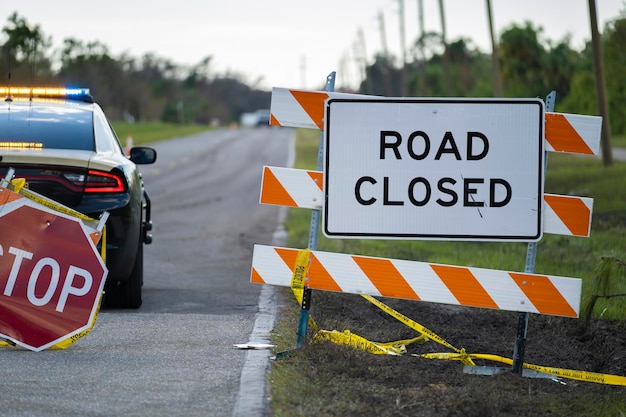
[250,244,581,318]
[544,112,601,155]
[258,86,601,377]
[270,88,602,156]
[260,166,593,238]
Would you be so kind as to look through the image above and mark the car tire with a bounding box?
[104,238,143,309]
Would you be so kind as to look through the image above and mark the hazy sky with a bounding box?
[3,1,625,90]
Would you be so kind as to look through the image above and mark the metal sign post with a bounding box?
[512,90,556,374]
[292,72,336,350]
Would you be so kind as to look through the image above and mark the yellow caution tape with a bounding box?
[9,178,26,193]
[315,330,399,355]
[376,335,429,352]
[420,352,626,386]
[314,330,428,355]
[287,252,429,356]
[524,362,626,386]
[19,187,97,223]
[7,179,100,230]
[290,249,310,305]
[361,295,475,366]
[101,225,107,262]
[289,248,318,332]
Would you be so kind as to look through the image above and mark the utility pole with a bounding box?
[356,27,373,93]
[338,53,350,91]
[588,0,613,166]
[417,0,427,95]
[398,0,408,96]
[486,0,504,97]
[378,10,390,58]
[438,0,451,95]
[378,11,394,96]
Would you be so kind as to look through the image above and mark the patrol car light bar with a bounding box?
[1,87,91,98]
[0,142,44,150]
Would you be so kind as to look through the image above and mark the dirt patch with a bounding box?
[271,290,626,416]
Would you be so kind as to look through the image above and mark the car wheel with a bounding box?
[104,239,143,309]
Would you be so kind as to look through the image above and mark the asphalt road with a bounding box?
[612,147,626,161]
[0,127,294,417]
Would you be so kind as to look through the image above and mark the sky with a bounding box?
[3,0,625,91]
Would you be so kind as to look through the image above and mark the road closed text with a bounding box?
[353,130,512,208]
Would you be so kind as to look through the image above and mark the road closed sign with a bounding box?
[323,98,544,241]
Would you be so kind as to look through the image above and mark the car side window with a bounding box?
[92,106,118,154]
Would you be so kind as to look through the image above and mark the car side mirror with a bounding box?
[129,147,157,164]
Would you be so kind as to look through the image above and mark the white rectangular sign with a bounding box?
[323,98,544,241]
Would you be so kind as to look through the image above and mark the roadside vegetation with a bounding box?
[269,128,626,417]
[2,10,626,146]
[110,121,212,147]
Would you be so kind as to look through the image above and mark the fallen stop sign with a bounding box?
[0,189,107,351]
[323,98,544,241]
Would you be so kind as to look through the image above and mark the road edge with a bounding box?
[231,284,278,417]
[232,129,295,417]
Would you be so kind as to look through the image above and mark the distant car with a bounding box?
[0,87,157,308]
[255,109,270,127]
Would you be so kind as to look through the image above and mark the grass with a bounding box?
[611,133,626,148]
[110,121,212,147]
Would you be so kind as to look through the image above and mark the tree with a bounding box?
[498,22,548,97]
[543,37,581,100]
[588,0,613,166]
[485,0,503,97]
[405,37,492,98]
[604,16,626,136]
[57,38,132,120]
[361,54,401,96]
[435,38,492,97]
[0,12,54,84]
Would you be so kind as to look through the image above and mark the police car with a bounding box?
[0,87,156,308]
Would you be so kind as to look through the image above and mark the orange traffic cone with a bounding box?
[125,135,134,157]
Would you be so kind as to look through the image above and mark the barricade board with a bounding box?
[250,244,581,318]
[270,87,602,156]
[259,166,593,238]
[255,86,601,320]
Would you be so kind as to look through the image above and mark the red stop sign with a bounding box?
[0,194,107,351]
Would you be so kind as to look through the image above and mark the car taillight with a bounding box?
[84,170,125,193]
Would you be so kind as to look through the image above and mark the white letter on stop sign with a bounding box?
[1,246,94,313]
[27,257,61,307]
[56,265,93,312]
[3,246,34,296]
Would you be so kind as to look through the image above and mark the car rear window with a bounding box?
[0,103,94,151]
